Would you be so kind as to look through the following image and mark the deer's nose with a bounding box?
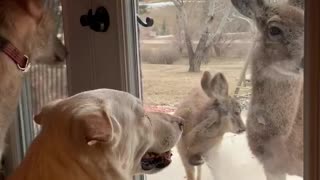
[178,121,184,131]
[237,128,246,134]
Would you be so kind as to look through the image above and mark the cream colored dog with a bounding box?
[8,89,183,180]
[0,0,67,160]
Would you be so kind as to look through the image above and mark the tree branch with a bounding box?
[173,1,195,58]
[231,12,256,33]
[204,4,232,52]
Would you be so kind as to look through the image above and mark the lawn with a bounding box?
[141,58,249,108]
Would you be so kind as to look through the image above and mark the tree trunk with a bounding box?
[172,0,231,72]
[177,8,202,72]
[213,44,221,57]
[187,41,208,72]
[179,9,195,62]
[189,56,201,72]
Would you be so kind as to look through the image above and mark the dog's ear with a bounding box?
[15,0,44,19]
[34,113,43,125]
[79,112,113,146]
[34,99,63,125]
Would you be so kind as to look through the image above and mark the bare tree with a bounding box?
[172,0,232,72]
[288,0,304,8]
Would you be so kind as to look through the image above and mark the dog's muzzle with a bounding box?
[140,151,173,171]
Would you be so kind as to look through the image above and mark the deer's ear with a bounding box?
[201,71,214,97]
[231,0,266,19]
[210,73,229,97]
[16,0,44,19]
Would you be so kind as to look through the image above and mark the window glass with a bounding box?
[138,0,304,180]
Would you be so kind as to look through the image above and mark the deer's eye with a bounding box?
[233,106,241,116]
[267,24,284,41]
[270,26,282,36]
[234,111,240,116]
[212,99,220,107]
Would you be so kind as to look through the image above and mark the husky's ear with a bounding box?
[16,0,45,19]
[34,99,63,125]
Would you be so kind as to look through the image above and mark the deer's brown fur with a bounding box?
[231,0,304,179]
[175,71,245,180]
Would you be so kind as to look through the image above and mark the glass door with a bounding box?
[137,0,304,180]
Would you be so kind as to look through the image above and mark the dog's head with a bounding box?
[0,0,67,63]
[34,89,183,176]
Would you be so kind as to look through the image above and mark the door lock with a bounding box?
[80,6,110,32]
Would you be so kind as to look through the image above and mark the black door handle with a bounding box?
[137,16,154,27]
[80,6,110,32]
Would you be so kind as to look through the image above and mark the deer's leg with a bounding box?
[177,142,196,180]
[196,165,202,180]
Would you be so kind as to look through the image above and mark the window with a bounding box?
[138,0,304,180]
[5,0,320,179]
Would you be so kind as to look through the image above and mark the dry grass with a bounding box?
[141,47,180,64]
[142,58,248,107]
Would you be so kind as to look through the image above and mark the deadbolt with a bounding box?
[80,6,110,32]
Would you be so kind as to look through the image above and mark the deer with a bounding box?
[231,0,304,179]
[175,71,246,180]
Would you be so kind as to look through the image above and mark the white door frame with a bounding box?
[61,0,142,98]
[61,0,144,179]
